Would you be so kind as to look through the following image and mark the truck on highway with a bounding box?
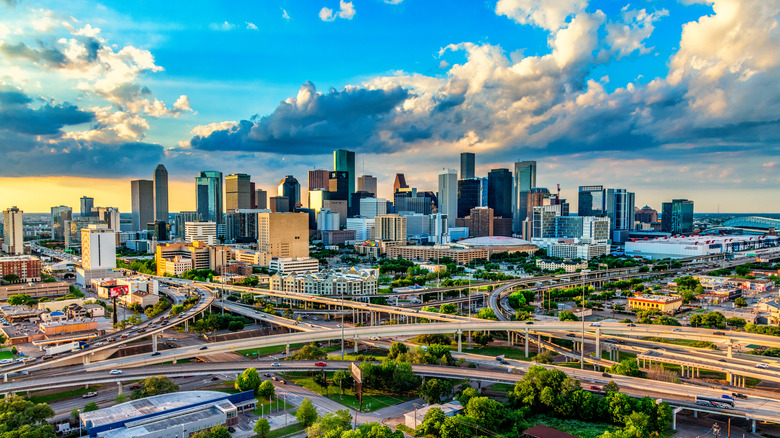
[44,341,81,356]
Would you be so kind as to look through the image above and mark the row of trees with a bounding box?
[299,403,403,438]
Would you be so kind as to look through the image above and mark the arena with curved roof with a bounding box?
[722,216,780,232]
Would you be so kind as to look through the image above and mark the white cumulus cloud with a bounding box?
[320,1,356,22]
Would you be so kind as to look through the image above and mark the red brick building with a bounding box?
[0,255,42,282]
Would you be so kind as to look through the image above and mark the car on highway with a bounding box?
[82,392,98,399]
[271,362,281,367]
[151,352,161,356]
[525,321,534,325]
[566,333,575,337]
[732,393,748,399]
[199,346,208,350]
[713,331,725,336]
[602,372,611,378]
[315,361,327,367]
[721,394,734,400]
[718,359,726,362]
[264,373,271,377]
[279,380,287,384]
[590,386,601,391]
[271,376,278,381]
[129,384,141,390]
[756,363,770,369]
[673,328,682,332]
[626,323,636,327]
[590,322,601,327]
[109,370,123,375]
[499,359,510,365]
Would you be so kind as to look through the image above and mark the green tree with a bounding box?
[417,334,451,345]
[472,331,494,346]
[333,370,354,395]
[83,402,99,412]
[254,418,271,438]
[296,398,318,427]
[609,359,642,377]
[419,378,454,404]
[417,407,446,437]
[345,422,403,438]
[391,362,421,394]
[2,274,20,284]
[189,425,231,438]
[388,342,408,359]
[114,393,128,404]
[307,409,352,438]
[603,380,620,393]
[652,316,681,326]
[70,408,80,421]
[735,297,748,308]
[291,343,327,360]
[558,311,578,322]
[726,317,747,328]
[464,396,507,429]
[131,376,179,399]
[257,380,275,400]
[476,308,498,320]
[439,303,458,314]
[531,350,554,364]
[0,396,56,438]
[440,415,476,438]
[458,387,480,406]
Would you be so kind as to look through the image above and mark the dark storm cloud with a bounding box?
[0,42,67,67]
[0,87,94,135]
[189,81,409,155]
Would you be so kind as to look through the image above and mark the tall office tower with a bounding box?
[457,179,481,218]
[578,185,606,217]
[526,187,551,220]
[257,212,309,258]
[184,221,217,245]
[81,224,116,270]
[308,189,330,213]
[605,188,635,241]
[328,171,349,201]
[92,207,120,231]
[359,198,387,219]
[255,189,268,210]
[487,168,513,219]
[2,206,23,254]
[374,214,407,242]
[438,169,458,228]
[350,191,373,217]
[250,182,256,208]
[357,175,378,197]
[270,196,290,213]
[174,211,201,238]
[308,169,330,191]
[466,207,494,237]
[480,177,488,207]
[80,196,94,217]
[147,220,169,241]
[226,173,252,212]
[393,173,409,193]
[196,171,224,224]
[153,164,169,221]
[50,206,72,241]
[333,149,356,207]
[131,180,154,231]
[277,175,300,212]
[460,152,475,179]
[512,161,536,232]
[662,199,694,235]
[636,206,658,224]
[532,205,561,239]
[226,209,265,243]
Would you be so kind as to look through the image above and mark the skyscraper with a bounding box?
[526,187,551,221]
[257,212,309,259]
[50,205,72,241]
[196,171,224,224]
[131,180,154,231]
[270,196,290,213]
[226,173,252,212]
[487,168,513,219]
[80,196,94,217]
[333,149,356,207]
[328,171,349,201]
[605,188,635,241]
[92,207,120,232]
[457,179,481,218]
[153,164,169,222]
[662,199,694,235]
[308,169,330,192]
[277,175,301,211]
[460,152,475,180]
[357,175,378,197]
[255,189,268,209]
[393,173,409,193]
[578,185,605,217]
[2,206,23,255]
[512,161,536,232]
[250,182,256,209]
[438,169,458,228]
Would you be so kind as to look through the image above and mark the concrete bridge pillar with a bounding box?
[537,334,542,353]
[727,343,733,359]
[2,373,6,383]
[83,356,90,365]
[525,328,529,357]
[286,344,290,356]
[507,330,511,346]
[185,319,189,333]
[752,419,756,434]
[457,329,462,353]
[353,336,359,353]
[696,367,700,378]
[117,381,123,394]
[726,372,732,385]
[595,329,601,360]
[152,334,158,353]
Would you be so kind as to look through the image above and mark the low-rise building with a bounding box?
[694,275,775,292]
[627,294,683,313]
[0,255,42,282]
[160,255,192,276]
[0,282,69,301]
[268,257,320,274]
[535,259,588,273]
[233,249,269,266]
[404,401,463,429]
[321,229,357,246]
[540,242,610,260]
[118,291,159,309]
[39,319,98,335]
[0,305,45,322]
[271,267,378,298]
[80,390,256,438]
[386,245,489,265]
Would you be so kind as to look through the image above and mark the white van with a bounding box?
[590,322,601,327]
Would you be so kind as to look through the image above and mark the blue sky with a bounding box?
[1,0,779,213]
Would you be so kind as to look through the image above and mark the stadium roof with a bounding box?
[722,216,780,231]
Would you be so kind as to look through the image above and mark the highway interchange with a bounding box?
[14,244,780,431]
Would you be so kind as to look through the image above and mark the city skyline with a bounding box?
[1,1,779,213]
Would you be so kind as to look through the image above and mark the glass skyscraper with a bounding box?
[460,152,475,180]
[487,168,513,219]
[196,171,224,224]
[512,161,536,232]
[457,179,481,218]
[153,164,169,222]
[333,149,356,207]
[662,199,694,235]
[578,185,605,217]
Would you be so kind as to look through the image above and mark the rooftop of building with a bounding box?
[0,255,40,262]
[39,318,96,328]
[80,390,234,428]
[457,236,533,247]
[628,294,683,303]
[522,424,579,438]
[274,266,377,280]
[629,234,779,245]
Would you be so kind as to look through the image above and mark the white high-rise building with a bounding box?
[359,198,387,219]
[81,224,116,270]
[346,218,375,241]
[317,209,340,231]
[437,169,457,229]
[185,221,217,245]
[2,206,24,255]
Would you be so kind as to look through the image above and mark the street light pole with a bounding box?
[341,288,345,360]
[581,270,585,370]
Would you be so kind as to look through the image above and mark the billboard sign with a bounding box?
[109,285,130,297]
